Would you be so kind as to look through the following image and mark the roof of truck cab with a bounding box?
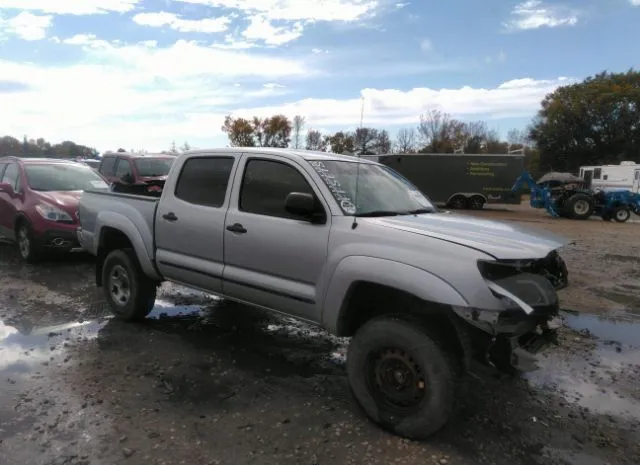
[101,152,173,159]
[183,147,378,163]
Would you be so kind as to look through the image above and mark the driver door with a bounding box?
[222,154,331,322]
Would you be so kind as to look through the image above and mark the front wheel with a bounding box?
[16,222,42,264]
[347,317,457,439]
[102,248,157,321]
[612,206,631,223]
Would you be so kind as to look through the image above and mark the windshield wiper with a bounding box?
[354,210,401,217]
[405,208,436,215]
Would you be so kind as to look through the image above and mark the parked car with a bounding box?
[97,152,175,196]
[0,157,110,262]
[77,148,569,439]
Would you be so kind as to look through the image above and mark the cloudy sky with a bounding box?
[0,0,638,152]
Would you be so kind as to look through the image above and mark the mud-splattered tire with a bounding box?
[612,206,631,223]
[347,317,456,440]
[16,221,42,264]
[566,193,593,220]
[102,248,156,321]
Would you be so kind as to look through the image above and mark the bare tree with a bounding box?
[292,115,306,149]
[305,130,327,151]
[375,130,392,154]
[354,127,379,154]
[463,121,489,153]
[394,128,416,154]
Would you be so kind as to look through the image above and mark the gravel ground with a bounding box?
[1,204,640,465]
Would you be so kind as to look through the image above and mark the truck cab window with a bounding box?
[100,156,117,176]
[240,159,316,220]
[115,159,132,178]
[593,168,601,179]
[175,157,234,207]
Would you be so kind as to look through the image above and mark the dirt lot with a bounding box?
[1,204,640,465]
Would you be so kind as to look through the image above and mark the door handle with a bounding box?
[162,212,178,222]
[226,223,247,234]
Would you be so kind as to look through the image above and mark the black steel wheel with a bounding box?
[347,317,457,439]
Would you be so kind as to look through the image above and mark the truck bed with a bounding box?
[77,189,159,261]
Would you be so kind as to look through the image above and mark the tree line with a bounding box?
[0,135,98,159]
[222,69,640,174]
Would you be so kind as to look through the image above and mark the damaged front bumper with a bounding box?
[452,250,568,373]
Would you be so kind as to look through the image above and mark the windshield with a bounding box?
[25,164,109,192]
[308,160,435,216]
[133,158,174,177]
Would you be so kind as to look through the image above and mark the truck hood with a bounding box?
[368,212,570,259]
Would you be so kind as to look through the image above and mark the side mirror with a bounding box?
[285,192,325,223]
[0,182,13,195]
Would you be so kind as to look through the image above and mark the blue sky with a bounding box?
[0,0,638,152]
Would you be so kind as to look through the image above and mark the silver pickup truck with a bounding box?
[77,147,569,439]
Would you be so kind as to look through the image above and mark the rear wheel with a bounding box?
[347,317,457,439]
[566,193,594,220]
[102,248,157,321]
[613,206,631,223]
[468,196,485,210]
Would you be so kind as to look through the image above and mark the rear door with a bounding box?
[0,163,21,238]
[155,155,237,293]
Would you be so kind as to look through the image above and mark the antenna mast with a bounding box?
[352,95,365,229]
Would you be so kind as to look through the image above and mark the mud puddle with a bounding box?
[528,312,640,421]
[0,317,106,440]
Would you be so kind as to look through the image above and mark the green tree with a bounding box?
[327,131,356,154]
[529,69,640,172]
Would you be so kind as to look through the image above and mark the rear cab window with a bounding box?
[174,157,235,207]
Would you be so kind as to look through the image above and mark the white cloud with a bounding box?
[0,0,140,15]
[631,0,640,5]
[504,1,578,31]
[225,77,573,128]
[175,0,377,22]
[242,15,304,45]
[132,11,231,33]
[0,37,308,149]
[0,30,572,152]
[0,11,52,40]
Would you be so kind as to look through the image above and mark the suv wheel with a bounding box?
[347,317,457,439]
[16,222,42,263]
[102,248,157,321]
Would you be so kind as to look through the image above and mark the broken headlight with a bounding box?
[478,258,560,314]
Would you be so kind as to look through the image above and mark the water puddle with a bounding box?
[527,312,640,420]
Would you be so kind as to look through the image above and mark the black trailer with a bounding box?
[374,153,524,210]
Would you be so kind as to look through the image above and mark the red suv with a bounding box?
[97,152,175,195]
[0,157,110,263]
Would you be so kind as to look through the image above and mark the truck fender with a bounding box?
[321,256,469,334]
[95,211,162,282]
